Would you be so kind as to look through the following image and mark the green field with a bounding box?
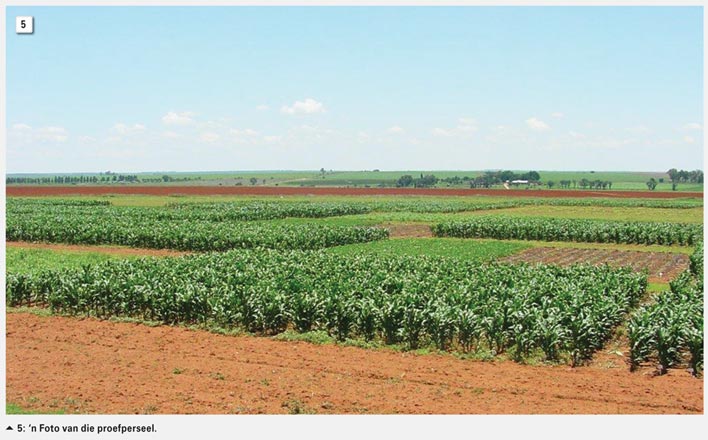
[5,247,134,275]
[4,191,704,373]
[7,169,703,192]
[326,237,530,260]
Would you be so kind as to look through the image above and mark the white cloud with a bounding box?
[684,135,695,144]
[38,126,69,142]
[77,135,96,142]
[432,118,478,137]
[199,132,219,143]
[162,111,195,125]
[230,128,259,137]
[525,117,550,132]
[626,125,651,135]
[387,125,405,134]
[12,123,32,131]
[162,131,181,139]
[568,130,585,139]
[432,128,453,137]
[256,104,269,111]
[112,123,146,136]
[263,135,282,143]
[683,122,702,131]
[281,98,325,115]
[551,112,564,119]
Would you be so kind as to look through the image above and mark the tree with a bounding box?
[249,177,258,186]
[396,175,414,187]
[546,181,556,189]
[646,178,657,191]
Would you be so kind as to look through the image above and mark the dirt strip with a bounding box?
[6,185,703,198]
[6,313,702,415]
[499,247,689,283]
[6,241,190,258]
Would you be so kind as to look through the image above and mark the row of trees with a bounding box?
[469,170,541,188]
[6,174,205,185]
[6,175,141,184]
[396,174,439,188]
[667,168,703,191]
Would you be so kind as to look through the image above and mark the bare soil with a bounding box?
[6,313,702,414]
[6,241,190,258]
[6,185,702,199]
[383,223,433,238]
[499,247,689,282]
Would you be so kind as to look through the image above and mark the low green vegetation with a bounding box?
[327,238,529,260]
[6,403,64,415]
[6,247,129,275]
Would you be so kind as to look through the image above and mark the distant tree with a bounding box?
[396,175,414,187]
[579,178,589,189]
[546,181,556,189]
[525,171,541,182]
[162,175,170,182]
[414,174,438,188]
[249,177,258,185]
[646,178,658,191]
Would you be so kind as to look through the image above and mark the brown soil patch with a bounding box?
[6,241,190,258]
[6,185,702,199]
[383,223,433,238]
[499,248,689,282]
[6,313,702,414]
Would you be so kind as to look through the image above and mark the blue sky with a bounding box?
[6,6,704,173]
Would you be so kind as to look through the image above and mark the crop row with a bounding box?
[6,250,646,365]
[431,217,702,246]
[628,244,704,376]
[6,214,387,251]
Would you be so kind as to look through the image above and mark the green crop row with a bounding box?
[432,217,702,246]
[6,250,646,365]
[7,213,387,251]
[628,244,704,376]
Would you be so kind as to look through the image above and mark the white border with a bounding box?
[1,1,705,439]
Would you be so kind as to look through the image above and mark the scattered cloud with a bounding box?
[683,122,702,131]
[230,128,259,137]
[256,104,269,111]
[37,126,69,142]
[162,131,181,139]
[77,135,97,142]
[387,125,405,134]
[626,125,651,135]
[263,135,282,143]
[12,123,32,131]
[432,118,478,137]
[525,117,550,132]
[162,111,195,125]
[112,123,146,136]
[199,132,219,143]
[551,112,564,119]
[281,98,325,115]
[568,130,585,139]
[684,135,695,144]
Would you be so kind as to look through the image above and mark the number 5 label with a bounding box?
[16,16,34,34]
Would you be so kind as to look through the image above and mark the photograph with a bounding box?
[2,1,704,437]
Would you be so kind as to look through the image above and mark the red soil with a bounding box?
[6,313,703,414]
[6,241,190,258]
[6,186,703,198]
[500,247,689,283]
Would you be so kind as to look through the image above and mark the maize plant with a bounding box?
[7,249,646,366]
